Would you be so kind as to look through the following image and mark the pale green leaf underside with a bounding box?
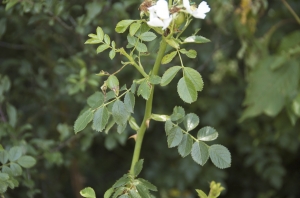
[177,77,197,103]
[209,144,231,169]
[183,113,199,131]
[167,127,183,148]
[197,126,218,141]
[178,134,193,157]
[191,141,209,166]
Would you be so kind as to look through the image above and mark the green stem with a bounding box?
[282,0,300,25]
[129,39,168,174]
[119,48,148,78]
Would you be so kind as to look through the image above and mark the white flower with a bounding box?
[183,0,210,19]
[147,0,172,30]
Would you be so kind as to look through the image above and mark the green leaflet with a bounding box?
[137,80,151,100]
[139,32,157,42]
[183,35,210,44]
[137,178,157,191]
[87,91,104,109]
[124,92,135,113]
[109,49,116,60]
[160,66,181,86]
[112,175,130,188]
[165,37,180,49]
[178,134,193,157]
[134,159,143,177]
[183,113,199,131]
[107,75,119,96]
[17,156,36,168]
[104,34,110,45]
[80,187,96,198]
[96,43,109,54]
[177,76,197,103]
[92,107,109,132]
[129,22,141,36]
[10,162,22,176]
[6,103,17,127]
[136,42,147,52]
[96,26,104,41]
[161,51,177,64]
[180,49,197,58]
[112,100,130,126]
[74,109,94,133]
[191,141,209,166]
[164,120,173,135]
[0,173,9,181]
[197,126,218,141]
[104,188,114,198]
[240,57,299,121]
[209,144,231,169]
[85,38,102,44]
[196,189,208,198]
[0,150,9,164]
[8,146,22,162]
[136,184,151,198]
[115,20,135,33]
[129,189,141,198]
[149,75,161,85]
[167,127,183,148]
[183,67,204,91]
[170,106,185,122]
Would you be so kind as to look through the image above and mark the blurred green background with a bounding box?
[0,0,300,197]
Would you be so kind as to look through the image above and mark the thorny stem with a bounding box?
[129,39,168,174]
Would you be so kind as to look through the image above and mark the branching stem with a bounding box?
[129,39,168,174]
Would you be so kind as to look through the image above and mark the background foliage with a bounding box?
[0,0,299,197]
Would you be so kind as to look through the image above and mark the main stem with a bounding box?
[129,38,168,174]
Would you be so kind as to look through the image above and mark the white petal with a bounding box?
[192,12,206,19]
[197,1,211,14]
[162,15,173,30]
[155,0,170,19]
[183,0,191,9]
[148,6,158,21]
[147,17,164,27]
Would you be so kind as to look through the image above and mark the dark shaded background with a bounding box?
[0,0,300,197]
